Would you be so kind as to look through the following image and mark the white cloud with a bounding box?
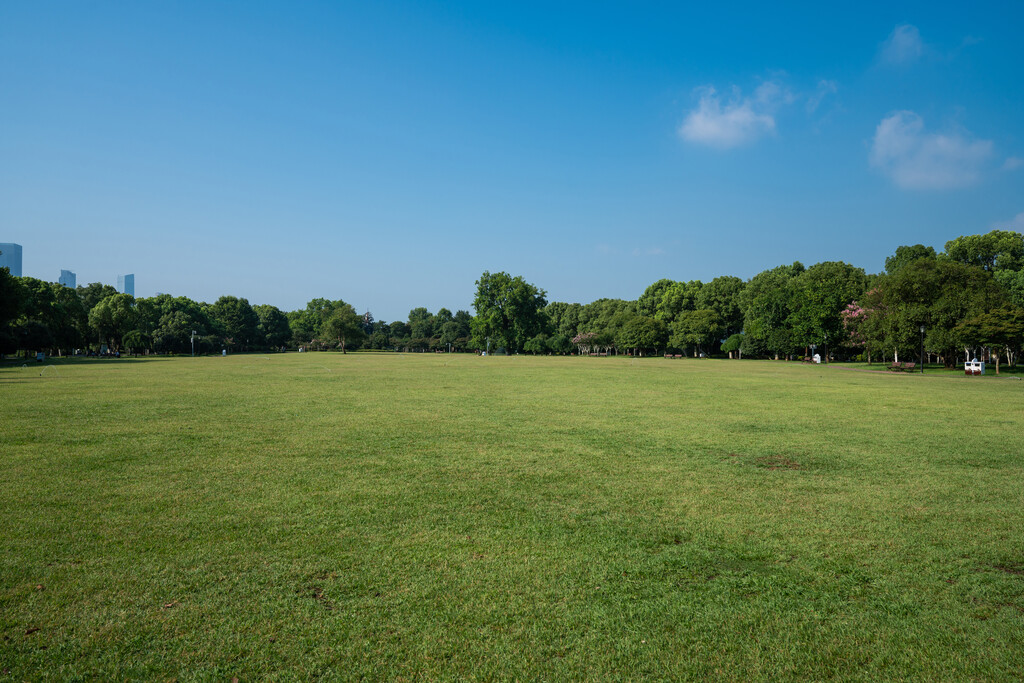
[880,24,925,65]
[870,111,993,189]
[806,80,838,113]
[1003,156,1024,171]
[993,212,1024,231]
[678,85,780,149]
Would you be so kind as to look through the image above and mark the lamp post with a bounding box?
[919,325,925,373]
[191,330,197,357]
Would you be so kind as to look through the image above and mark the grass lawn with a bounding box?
[2,353,1023,680]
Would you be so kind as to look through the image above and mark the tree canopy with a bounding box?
[471,271,548,353]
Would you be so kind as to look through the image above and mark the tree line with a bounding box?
[2,229,1023,367]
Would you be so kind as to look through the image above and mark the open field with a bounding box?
[2,353,1023,680]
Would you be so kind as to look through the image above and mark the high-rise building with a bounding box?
[59,269,77,288]
[0,243,22,276]
[117,273,135,296]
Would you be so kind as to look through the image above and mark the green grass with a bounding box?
[2,353,1023,680]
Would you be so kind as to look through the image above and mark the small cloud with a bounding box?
[993,212,1024,231]
[806,79,838,113]
[880,24,925,65]
[595,243,616,255]
[1002,156,1024,171]
[870,111,993,189]
[678,85,779,149]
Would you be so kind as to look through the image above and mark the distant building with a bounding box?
[0,243,23,276]
[117,273,135,296]
[59,269,77,288]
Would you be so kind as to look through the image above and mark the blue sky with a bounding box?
[2,1,1023,321]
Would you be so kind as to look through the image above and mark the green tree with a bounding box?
[788,261,868,358]
[637,279,678,318]
[147,296,211,354]
[471,271,548,353]
[616,316,668,356]
[739,262,804,359]
[885,244,937,274]
[548,333,572,355]
[577,299,637,352]
[995,269,1024,308]
[545,301,583,338]
[954,307,1024,373]
[670,309,723,357]
[76,282,119,314]
[0,267,24,354]
[323,304,366,353]
[408,307,435,340]
[524,333,550,354]
[254,304,291,349]
[721,333,744,358]
[287,309,317,347]
[88,293,140,352]
[206,296,259,351]
[696,276,745,338]
[861,259,1008,365]
[944,230,1024,272]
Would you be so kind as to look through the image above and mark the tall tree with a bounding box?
[995,270,1024,308]
[408,307,434,340]
[944,230,1024,272]
[77,282,119,314]
[254,304,291,349]
[788,261,868,357]
[670,309,723,356]
[0,267,24,354]
[637,279,678,318]
[696,276,745,338]
[323,303,366,353]
[954,307,1024,373]
[859,259,1008,365]
[206,296,259,351]
[471,271,548,353]
[545,301,582,338]
[616,316,668,356]
[739,262,804,359]
[885,244,937,274]
[88,293,140,352]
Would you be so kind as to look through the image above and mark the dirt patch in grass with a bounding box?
[726,453,801,470]
[756,455,800,470]
[301,585,334,610]
[993,564,1024,576]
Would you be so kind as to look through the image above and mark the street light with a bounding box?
[191,330,197,357]
[919,325,925,373]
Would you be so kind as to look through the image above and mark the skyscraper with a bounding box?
[0,243,23,276]
[117,273,135,296]
[59,269,77,288]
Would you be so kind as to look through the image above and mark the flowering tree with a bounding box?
[571,331,597,356]
[841,293,887,363]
